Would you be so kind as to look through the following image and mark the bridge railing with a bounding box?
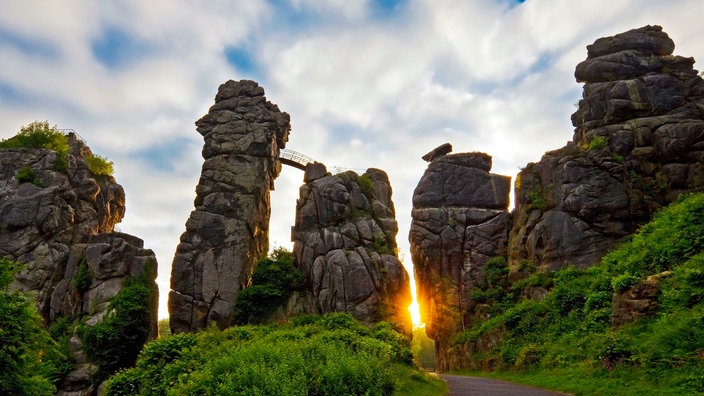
[280,148,314,168]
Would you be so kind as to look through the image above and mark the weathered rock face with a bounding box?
[510,25,704,272]
[169,80,291,333]
[410,149,511,371]
[292,164,413,333]
[0,133,158,394]
[411,25,704,372]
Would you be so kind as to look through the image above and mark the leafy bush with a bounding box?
[359,173,375,199]
[0,257,68,395]
[79,262,157,382]
[15,165,42,186]
[105,313,440,396]
[234,248,304,325]
[588,136,608,150]
[0,121,69,172]
[85,154,114,177]
[71,259,92,293]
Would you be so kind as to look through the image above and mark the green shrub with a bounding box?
[1,121,69,173]
[72,259,92,293]
[79,264,157,382]
[359,173,375,199]
[85,154,114,177]
[16,165,42,186]
[588,135,608,150]
[233,248,304,325]
[105,313,429,396]
[0,257,67,395]
[611,272,639,292]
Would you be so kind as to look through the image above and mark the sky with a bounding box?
[2,0,703,319]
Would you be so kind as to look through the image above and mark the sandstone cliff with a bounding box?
[169,80,291,333]
[510,25,704,271]
[291,164,413,333]
[411,25,704,371]
[0,129,158,394]
[409,148,511,371]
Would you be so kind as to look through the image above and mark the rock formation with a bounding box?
[410,147,511,370]
[411,25,704,371]
[292,163,413,333]
[510,25,704,271]
[0,131,158,393]
[169,80,291,333]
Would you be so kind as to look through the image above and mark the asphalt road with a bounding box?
[440,374,570,396]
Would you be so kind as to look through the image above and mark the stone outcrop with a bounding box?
[0,132,158,394]
[411,25,704,372]
[611,271,670,327]
[291,163,413,333]
[510,25,704,271]
[169,80,291,333]
[410,150,511,371]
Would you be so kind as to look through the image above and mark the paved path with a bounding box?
[440,374,570,396]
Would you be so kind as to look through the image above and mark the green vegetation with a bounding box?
[85,154,114,177]
[72,258,92,293]
[453,193,704,395]
[15,165,43,186]
[0,257,71,395]
[78,260,157,383]
[1,121,114,176]
[588,135,608,150]
[0,121,69,172]
[233,248,304,325]
[359,173,375,199]
[105,313,445,396]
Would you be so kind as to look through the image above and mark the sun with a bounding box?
[408,300,424,328]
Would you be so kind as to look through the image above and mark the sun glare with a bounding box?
[408,300,424,328]
[406,263,425,328]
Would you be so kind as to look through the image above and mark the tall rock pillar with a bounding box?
[169,80,290,333]
[410,148,511,371]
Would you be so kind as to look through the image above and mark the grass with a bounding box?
[449,193,704,395]
[105,313,445,396]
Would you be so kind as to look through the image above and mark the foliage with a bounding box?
[0,257,70,395]
[72,258,92,293]
[526,188,547,210]
[105,313,443,396]
[79,261,157,383]
[233,248,304,325]
[451,193,704,394]
[1,121,115,176]
[16,165,43,186]
[588,135,608,150]
[411,326,436,370]
[0,121,69,172]
[359,173,375,199]
[85,154,114,177]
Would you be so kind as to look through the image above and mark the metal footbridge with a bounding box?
[279,148,314,171]
[280,148,365,174]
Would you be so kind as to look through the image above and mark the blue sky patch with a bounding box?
[91,27,148,69]
[133,138,192,172]
[371,0,405,18]
[0,29,57,59]
[224,46,260,79]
